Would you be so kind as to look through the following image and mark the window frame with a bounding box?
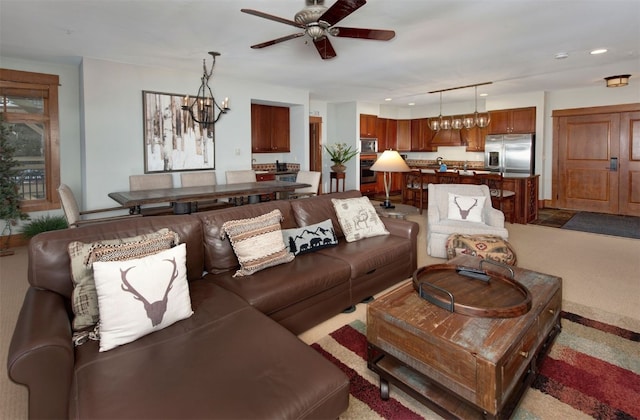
[0,68,60,212]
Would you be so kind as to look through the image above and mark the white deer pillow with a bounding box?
[93,244,193,352]
[447,193,486,223]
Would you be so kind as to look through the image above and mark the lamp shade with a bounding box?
[370,150,411,172]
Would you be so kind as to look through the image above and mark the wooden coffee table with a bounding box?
[367,255,562,419]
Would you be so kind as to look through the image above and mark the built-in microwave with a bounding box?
[360,138,378,153]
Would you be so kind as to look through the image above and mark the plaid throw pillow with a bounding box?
[68,228,180,332]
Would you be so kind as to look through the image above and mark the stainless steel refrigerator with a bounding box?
[484,134,534,174]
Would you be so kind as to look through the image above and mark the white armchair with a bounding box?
[427,183,509,258]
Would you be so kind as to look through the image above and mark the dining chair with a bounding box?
[180,171,229,212]
[402,170,428,214]
[288,171,321,199]
[57,184,140,228]
[180,171,216,187]
[129,174,174,215]
[129,173,173,191]
[473,172,516,223]
[225,170,257,205]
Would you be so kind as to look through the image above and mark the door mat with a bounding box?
[561,211,640,239]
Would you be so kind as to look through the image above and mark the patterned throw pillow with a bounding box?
[446,233,517,266]
[331,197,389,243]
[281,219,338,256]
[68,228,180,332]
[221,209,294,277]
[93,244,193,352]
[447,193,486,223]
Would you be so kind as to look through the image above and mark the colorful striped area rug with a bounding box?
[311,311,639,419]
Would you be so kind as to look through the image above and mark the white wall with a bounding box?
[79,58,309,209]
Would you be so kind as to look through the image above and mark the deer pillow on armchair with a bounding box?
[447,193,486,223]
[92,243,193,352]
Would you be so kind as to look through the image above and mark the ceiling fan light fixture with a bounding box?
[604,74,630,88]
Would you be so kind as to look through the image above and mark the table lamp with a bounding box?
[370,150,411,209]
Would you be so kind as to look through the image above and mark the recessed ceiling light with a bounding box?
[555,52,569,59]
[408,102,415,106]
[479,93,488,97]
[590,48,608,55]
[384,98,392,101]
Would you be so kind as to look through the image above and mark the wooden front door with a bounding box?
[619,111,640,216]
[553,104,640,216]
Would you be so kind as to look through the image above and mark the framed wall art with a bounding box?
[142,90,215,173]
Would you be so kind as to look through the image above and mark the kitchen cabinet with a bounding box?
[377,118,397,151]
[410,118,433,151]
[360,114,378,138]
[251,104,290,152]
[488,107,536,134]
[360,182,377,197]
[396,120,412,151]
[462,125,489,151]
[375,172,403,195]
[500,175,539,224]
[256,172,275,181]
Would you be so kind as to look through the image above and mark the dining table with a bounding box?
[108,180,311,214]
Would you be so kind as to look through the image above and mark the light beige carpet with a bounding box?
[2,214,639,419]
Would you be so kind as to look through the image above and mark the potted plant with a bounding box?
[0,116,29,256]
[325,142,359,173]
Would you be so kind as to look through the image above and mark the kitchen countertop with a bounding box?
[409,166,535,178]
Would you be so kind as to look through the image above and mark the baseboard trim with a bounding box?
[1,233,28,249]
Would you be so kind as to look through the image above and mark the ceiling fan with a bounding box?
[241,0,395,60]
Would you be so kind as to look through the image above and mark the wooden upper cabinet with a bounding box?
[411,118,433,151]
[251,104,290,153]
[462,125,489,151]
[377,118,398,151]
[360,114,378,138]
[396,120,411,151]
[488,107,536,134]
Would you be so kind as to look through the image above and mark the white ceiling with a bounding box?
[1,0,639,107]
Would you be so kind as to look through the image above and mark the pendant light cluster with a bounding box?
[428,82,492,132]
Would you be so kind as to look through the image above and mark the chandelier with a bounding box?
[182,51,230,127]
[428,82,492,131]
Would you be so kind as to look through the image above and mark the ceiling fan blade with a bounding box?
[241,9,304,29]
[318,0,366,27]
[314,37,337,60]
[332,27,395,41]
[250,33,305,49]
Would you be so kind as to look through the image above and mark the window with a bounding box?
[0,69,60,212]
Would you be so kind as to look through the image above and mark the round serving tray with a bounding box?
[412,261,532,318]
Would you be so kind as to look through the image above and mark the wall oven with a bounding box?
[360,155,377,184]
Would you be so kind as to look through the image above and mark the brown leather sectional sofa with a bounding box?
[8,190,418,419]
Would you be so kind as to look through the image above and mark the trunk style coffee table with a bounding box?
[367,255,562,419]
